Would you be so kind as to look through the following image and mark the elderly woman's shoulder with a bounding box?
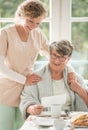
[66,65,85,80]
[35,63,49,76]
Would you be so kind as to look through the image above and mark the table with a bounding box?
[18,112,88,130]
[18,120,88,130]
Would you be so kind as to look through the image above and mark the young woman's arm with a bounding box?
[0,55,26,84]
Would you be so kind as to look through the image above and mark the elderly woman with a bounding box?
[20,40,88,119]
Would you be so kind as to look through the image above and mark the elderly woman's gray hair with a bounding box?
[49,40,73,56]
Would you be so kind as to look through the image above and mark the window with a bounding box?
[0,0,88,81]
[53,0,88,80]
[0,0,23,27]
[71,0,88,79]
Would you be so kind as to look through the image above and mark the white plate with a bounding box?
[37,111,51,117]
[39,111,66,117]
[69,111,88,118]
[33,116,55,127]
[72,125,88,128]
[70,112,88,128]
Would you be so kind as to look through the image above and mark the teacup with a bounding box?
[54,118,66,130]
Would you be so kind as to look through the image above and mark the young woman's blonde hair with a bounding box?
[15,0,47,23]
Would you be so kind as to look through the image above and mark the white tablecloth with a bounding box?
[19,117,88,130]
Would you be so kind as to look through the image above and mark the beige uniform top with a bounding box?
[0,25,49,106]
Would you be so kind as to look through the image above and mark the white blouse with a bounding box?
[52,78,71,111]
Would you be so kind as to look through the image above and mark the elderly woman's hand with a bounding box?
[27,105,44,115]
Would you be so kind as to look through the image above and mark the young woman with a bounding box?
[0,0,49,130]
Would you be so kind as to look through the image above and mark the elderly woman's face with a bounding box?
[49,50,70,72]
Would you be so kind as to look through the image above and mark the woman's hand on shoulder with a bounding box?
[68,72,77,84]
[69,80,80,92]
[25,73,42,85]
[68,72,78,92]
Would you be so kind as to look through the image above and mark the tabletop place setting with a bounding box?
[19,94,88,130]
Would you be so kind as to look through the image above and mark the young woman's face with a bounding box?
[20,15,44,33]
[49,50,70,72]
